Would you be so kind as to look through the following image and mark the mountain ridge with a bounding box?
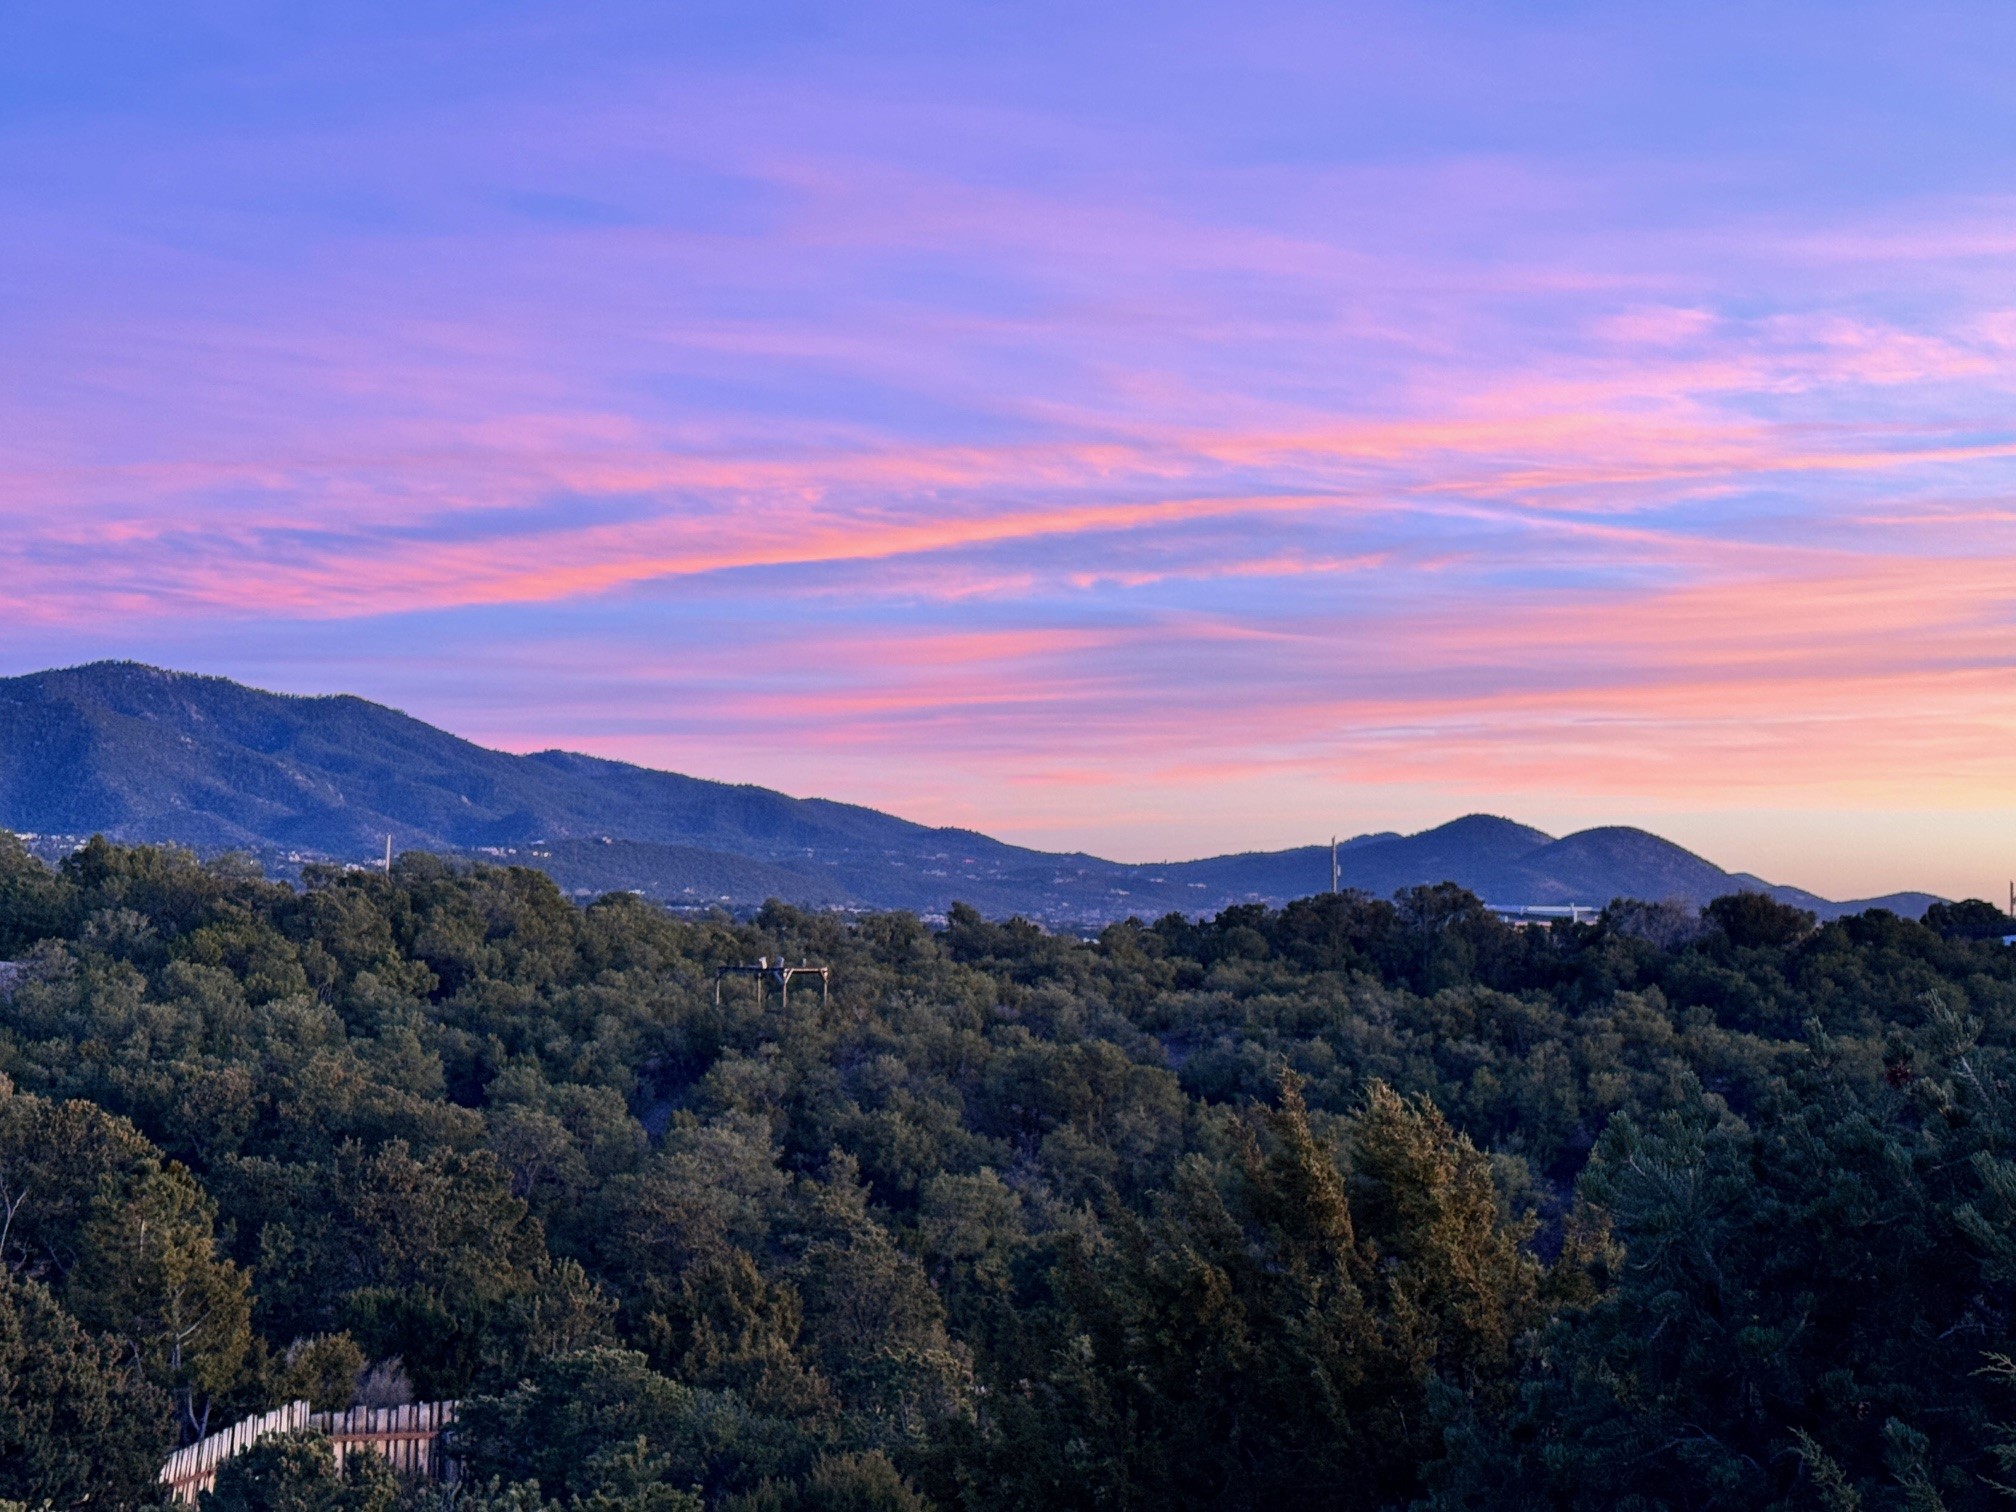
[0,661,1944,923]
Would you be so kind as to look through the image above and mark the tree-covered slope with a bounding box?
[0,662,950,860]
[0,834,2011,1510]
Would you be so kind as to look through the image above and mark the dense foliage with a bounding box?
[3,834,2016,1510]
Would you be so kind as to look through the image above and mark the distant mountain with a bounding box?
[0,662,1943,924]
[1143,821,1938,922]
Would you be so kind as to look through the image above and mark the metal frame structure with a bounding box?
[714,956,831,1010]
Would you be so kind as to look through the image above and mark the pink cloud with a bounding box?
[7,55,2016,900]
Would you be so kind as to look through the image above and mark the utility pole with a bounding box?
[1330,836,1339,895]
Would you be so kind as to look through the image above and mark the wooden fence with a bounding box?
[318,1401,459,1480]
[159,1403,311,1503]
[159,1400,459,1504]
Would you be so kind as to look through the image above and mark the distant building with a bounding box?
[1486,903,1600,926]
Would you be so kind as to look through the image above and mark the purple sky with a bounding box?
[4,2,2014,899]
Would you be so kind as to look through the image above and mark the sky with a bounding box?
[2,1,2014,902]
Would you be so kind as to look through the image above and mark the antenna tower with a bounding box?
[1330,835,1339,895]
[384,835,393,875]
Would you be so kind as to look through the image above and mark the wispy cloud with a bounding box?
[4,2,2015,897]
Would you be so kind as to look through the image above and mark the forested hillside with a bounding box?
[3,832,2015,1510]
